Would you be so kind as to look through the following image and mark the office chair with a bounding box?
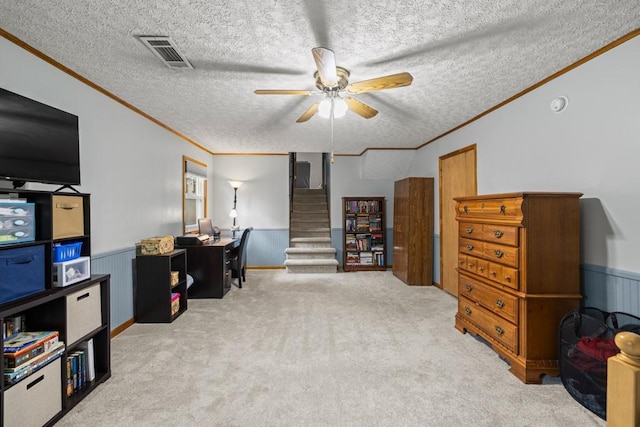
[230,227,252,288]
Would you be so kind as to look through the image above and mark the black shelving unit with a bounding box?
[135,249,188,323]
[0,189,110,427]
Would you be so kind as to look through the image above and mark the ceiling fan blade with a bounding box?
[312,47,338,87]
[344,97,378,119]
[254,90,312,95]
[346,72,413,94]
[296,103,319,123]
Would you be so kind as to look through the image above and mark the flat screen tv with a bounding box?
[0,87,80,187]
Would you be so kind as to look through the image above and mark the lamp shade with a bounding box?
[318,97,347,119]
[228,180,243,189]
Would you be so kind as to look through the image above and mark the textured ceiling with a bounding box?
[1,1,639,155]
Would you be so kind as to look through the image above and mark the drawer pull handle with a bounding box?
[468,263,474,268]
[463,205,468,213]
[493,230,503,238]
[499,205,506,214]
[495,298,505,308]
[504,275,511,282]
[56,203,80,210]
[466,227,473,234]
[27,374,45,390]
[459,259,464,265]
[464,307,472,315]
[494,249,504,258]
[495,325,505,335]
[478,266,484,272]
[491,270,497,276]
[466,244,474,251]
[465,284,473,292]
[76,292,90,301]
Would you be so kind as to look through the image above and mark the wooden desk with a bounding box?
[175,238,240,299]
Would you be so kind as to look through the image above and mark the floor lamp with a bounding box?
[228,180,242,238]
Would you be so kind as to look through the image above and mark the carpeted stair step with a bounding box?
[290,228,331,238]
[285,247,337,260]
[290,237,333,248]
[284,258,338,273]
[291,219,330,229]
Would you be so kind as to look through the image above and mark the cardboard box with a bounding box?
[52,195,84,239]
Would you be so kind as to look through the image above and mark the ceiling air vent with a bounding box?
[137,36,193,69]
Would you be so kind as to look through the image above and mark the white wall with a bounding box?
[1,37,204,254]
[330,156,395,226]
[208,155,289,230]
[408,34,640,273]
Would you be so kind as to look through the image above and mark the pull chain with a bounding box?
[330,98,335,164]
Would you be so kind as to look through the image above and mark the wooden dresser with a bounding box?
[392,177,434,285]
[454,192,582,383]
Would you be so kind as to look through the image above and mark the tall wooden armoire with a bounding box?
[392,177,434,285]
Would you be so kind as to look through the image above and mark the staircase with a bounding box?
[284,188,338,273]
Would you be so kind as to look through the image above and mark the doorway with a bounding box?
[439,145,477,296]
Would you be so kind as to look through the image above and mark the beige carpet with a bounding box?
[58,270,604,426]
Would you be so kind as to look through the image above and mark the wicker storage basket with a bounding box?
[139,236,174,255]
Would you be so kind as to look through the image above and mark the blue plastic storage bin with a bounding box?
[53,242,83,262]
[0,244,46,305]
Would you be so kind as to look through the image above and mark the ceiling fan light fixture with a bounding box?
[318,97,348,119]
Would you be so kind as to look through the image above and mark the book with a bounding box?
[3,341,65,385]
[2,315,25,341]
[77,338,96,382]
[4,331,60,368]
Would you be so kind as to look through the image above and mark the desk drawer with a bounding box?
[3,358,62,427]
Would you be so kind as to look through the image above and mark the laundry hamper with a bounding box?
[558,307,640,419]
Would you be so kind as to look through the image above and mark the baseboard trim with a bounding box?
[111,317,135,338]
[247,266,285,270]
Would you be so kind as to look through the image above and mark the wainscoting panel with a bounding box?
[91,247,136,331]
[247,228,288,267]
[582,264,640,315]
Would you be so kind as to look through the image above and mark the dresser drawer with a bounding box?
[500,265,519,290]
[483,242,519,268]
[482,224,518,246]
[459,237,483,257]
[486,262,520,290]
[459,222,483,240]
[66,283,102,345]
[459,296,518,352]
[458,273,518,323]
[456,197,523,221]
[3,358,62,427]
[458,255,489,277]
[475,258,490,278]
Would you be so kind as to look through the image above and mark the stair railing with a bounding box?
[607,331,640,426]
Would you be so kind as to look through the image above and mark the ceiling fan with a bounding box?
[254,47,413,123]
